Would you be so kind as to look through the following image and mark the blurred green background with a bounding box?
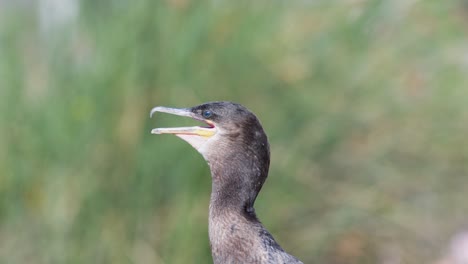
[1,0,468,263]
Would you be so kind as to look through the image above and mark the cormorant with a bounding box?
[150,101,303,264]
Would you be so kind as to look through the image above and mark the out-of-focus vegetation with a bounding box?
[1,0,468,263]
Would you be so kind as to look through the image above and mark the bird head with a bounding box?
[150,101,269,164]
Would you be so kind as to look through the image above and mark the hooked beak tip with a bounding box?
[150,107,160,118]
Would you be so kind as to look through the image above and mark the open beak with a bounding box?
[150,106,217,138]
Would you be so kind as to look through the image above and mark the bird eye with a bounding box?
[202,110,213,118]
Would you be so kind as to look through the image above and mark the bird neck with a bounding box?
[207,154,270,263]
[208,149,269,217]
[202,126,271,261]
